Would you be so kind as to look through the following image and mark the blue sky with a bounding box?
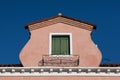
[0,0,120,64]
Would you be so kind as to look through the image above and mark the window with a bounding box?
[52,35,70,55]
[49,33,72,56]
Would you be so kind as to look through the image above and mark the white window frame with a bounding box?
[49,33,72,57]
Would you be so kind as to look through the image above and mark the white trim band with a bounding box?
[0,67,120,76]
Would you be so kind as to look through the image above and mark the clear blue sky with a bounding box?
[0,0,120,64]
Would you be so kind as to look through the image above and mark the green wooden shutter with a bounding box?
[52,36,70,55]
[60,36,69,55]
[52,36,61,55]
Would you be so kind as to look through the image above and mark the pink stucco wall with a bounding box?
[19,23,102,67]
[0,76,120,80]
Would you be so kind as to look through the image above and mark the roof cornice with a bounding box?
[25,15,96,31]
[0,67,120,76]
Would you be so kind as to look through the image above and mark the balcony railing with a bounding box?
[38,55,79,66]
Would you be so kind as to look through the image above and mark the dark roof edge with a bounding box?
[0,64,23,67]
[25,15,96,29]
[100,64,120,67]
[0,64,120,67]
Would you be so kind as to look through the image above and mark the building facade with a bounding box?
[20,14,102,67]
[0,14,120,80]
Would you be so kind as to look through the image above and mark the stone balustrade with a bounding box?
[38,55,79,66]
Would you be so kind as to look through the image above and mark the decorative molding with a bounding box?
[0,67,120,76]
